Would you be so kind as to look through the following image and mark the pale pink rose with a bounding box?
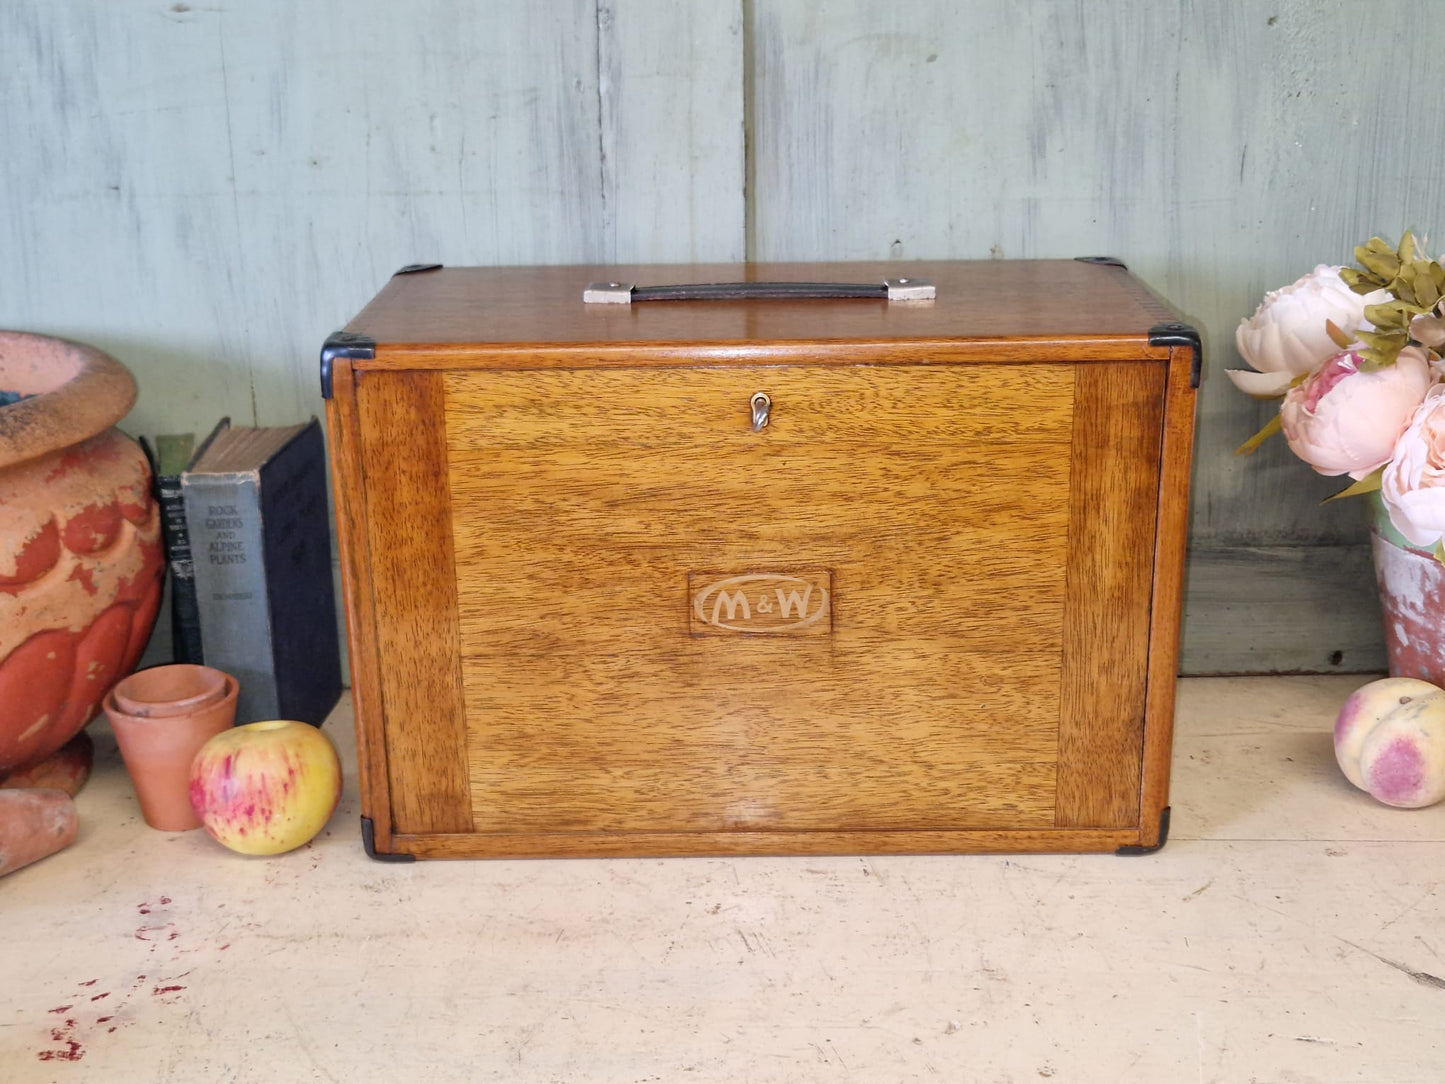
[1280,346,1433,479]
[1230,265,1390,398]
[1382,383,1445,548]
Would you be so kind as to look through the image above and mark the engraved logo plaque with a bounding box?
[689,571,832,636]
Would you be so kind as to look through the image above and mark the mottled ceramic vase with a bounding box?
[1370,493,1445,688]
[0,332,164,783]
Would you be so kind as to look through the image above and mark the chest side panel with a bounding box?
[445,363,1080,834]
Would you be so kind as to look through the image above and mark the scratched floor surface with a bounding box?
[4,675,1444,1083]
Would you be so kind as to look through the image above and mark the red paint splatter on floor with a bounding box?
[90,992,109,1001]
[159,895,171,904]
[79,979,97,987]
[96,1016,113,1024]
[38,1020,84,1062]
[36,1041,83,1062]
[152,985,186,995]
[48,1005,73,1014]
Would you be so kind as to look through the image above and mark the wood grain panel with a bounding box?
[467,645,1063,832]
[323,361,394,849]
[1137,347,1201,840]
[443,361,1078,446]
[355,371,472,834]
[446,364,1074,837]
[366,336,1166,376]
[391,826,1142,859]
[348,261,1178,348]
[1055,361,1166,827]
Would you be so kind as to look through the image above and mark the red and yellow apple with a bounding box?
[188,720,341,855]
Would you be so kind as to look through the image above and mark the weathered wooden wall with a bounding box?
[4,0,1442,674]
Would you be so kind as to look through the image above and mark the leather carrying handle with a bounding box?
[583,278,934,304]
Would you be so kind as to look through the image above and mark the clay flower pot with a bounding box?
[0,332,164,782]
[103,664,238,831]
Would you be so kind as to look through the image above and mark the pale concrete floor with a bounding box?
[5,675,1445,1083]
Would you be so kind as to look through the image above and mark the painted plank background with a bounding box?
[2,0,1441,674]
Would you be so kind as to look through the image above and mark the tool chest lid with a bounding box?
[343,259,1183,350]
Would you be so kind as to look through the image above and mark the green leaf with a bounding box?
[1395,264,1418,306]
[1356,238,1401,280]
[1435,541,1445,568]
[1365,301,1417,329]
[1341,267,1387,294]
[1355,329,1406,368]
[1415,271,1441,310]
[1322,468,1384,503]
[1400,231,1418,263]
[1235,412,1282,456]
[1357,327,1407,351]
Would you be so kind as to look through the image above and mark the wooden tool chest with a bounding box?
[321,260,1199,859]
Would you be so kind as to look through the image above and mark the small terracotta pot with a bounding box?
[103,665,238,831]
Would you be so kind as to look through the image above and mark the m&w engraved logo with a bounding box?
[689,572,832,636]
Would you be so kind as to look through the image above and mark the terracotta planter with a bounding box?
[0,332,164,781]
[1369,493,1445,687]
[103,664,238,831]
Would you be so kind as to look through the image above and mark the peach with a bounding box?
[1332,677,1442,790]
[1333,677,1445,808]
[1356,693,1445,808]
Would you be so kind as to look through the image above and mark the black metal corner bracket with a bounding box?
[1074,255,1129,270]
[1149,322,1203,389]
[360,816,415,863]
[1116,806,1171,856]
[319,331,377,400]
[395,263,443,275]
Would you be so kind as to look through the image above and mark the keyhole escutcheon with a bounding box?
[750,391,772,432]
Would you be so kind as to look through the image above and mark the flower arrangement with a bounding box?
[1229,233,1445,558]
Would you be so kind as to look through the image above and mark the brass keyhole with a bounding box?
[750,391,772,432]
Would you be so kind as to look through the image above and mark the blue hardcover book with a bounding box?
[180,418,342,726]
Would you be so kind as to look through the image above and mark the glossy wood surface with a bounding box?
[1055,362,1165,827]
[447,364,1073,835]
[390,826,1145,860]
[322,362,394,849]
[352,371,472,836]
[348,260,1177,352]
[1136,346,1203,843]
[326,259,1197,857]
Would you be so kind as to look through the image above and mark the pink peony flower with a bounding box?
[1280,346,1432,479]
[1230,265,1390,398]
[1382,383,1445,548]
